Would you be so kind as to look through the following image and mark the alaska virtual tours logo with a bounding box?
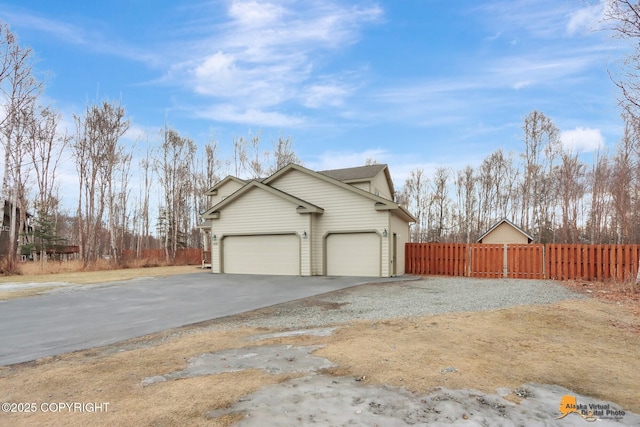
[557,395,626,422]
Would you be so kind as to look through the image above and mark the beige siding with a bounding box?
[209,186,310,275]
[481,222,529,244]
[351,182,370,193]
[208,180,244,207]
[270,169,390,276]
[345,173,392,200]
[371,171,393,200]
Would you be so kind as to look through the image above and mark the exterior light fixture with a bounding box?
[212,234,217,242]
[383,229,388,237]
[302,231,308,239]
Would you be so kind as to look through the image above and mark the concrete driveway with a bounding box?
[0,273,404,366]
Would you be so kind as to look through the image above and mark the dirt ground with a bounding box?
[0,270,639,426]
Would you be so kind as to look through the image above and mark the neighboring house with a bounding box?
[200,163,416,277]
[0,200,32,258]
[476,219,534,244]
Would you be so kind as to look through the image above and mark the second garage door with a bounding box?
[326,232,380,276]
[223,234,300,275]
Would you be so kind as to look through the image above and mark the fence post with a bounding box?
[542,245,546,279]
[503,244,508,278]
[637,245,640,284]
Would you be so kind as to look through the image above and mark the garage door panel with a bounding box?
[326,233,380,276]
[223,235,299,275]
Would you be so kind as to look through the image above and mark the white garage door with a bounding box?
[223,234,299,275]
[326,233,380,276]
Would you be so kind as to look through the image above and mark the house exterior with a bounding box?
[476,219,534,244]
[199,163,416,277]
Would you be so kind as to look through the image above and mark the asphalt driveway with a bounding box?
[0,273,404,366]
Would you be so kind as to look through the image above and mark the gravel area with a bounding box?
[211,276,586,330]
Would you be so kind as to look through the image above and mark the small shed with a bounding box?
[477,219,534,244]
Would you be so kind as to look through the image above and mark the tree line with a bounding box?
[397,110,640,244]
[0,20,301,268]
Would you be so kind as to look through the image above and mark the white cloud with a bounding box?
[513,80,532,90]
[228,1,287,28]
[172,0,383,125]
[124,123,161,143]
[192,52,240,96]
[560,127,604,152]
[194,52,237,82]
[474,0,571,39]
[197,104,305,128]
[490,53,601,89]
[303,83,351,108]
[566,1,605,35]
[485,31,502,42]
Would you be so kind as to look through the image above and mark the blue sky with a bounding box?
[0,0,628,186]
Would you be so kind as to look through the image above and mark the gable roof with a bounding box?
[476,218,535,243]
[264,163,415,223]
[204,176,247,196]
[318,164,387,181]
[201,180,324,219]
[318,164,395,199]
[265,163,393,207]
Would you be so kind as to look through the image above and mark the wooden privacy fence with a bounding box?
[546,244,640,281]
[405,243,640,282]
[121,248,203,265]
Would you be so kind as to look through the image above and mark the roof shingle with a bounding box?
[317,164,387,182]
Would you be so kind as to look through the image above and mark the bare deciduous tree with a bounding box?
[72,99,129,265]
[429,167,451,242]
[135,142,154,255]
[400,168,429,242]
[191,138,223,246]
[26,106,69,263]
[586,149,612,243]
[455,165,477,243]
[270,135,301,173]
[155,127,196,261]
[0,22,42,265]
[555,149,587,243]
[520,110,560,241]
[610,119,636,243]
[232,136,248,177]
[606,0,640,118]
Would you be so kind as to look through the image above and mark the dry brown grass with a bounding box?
[0,265,205,300]
[319,298,640,411]
[0,293,638,426]
[0,265,202,285]
[17,259,107,276]
[562,278,640,317]
[16,257,176,276]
